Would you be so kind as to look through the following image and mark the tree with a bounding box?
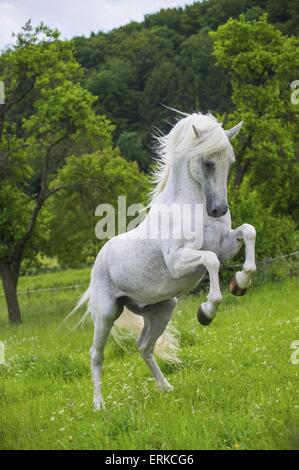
[86,57,140,135]
[46,150,149,268]
[266,0,299,36]
[116,131,150,171]
[140,61,182,132]
[211,14,299,220]
[178,28,232,113]
[0,22,113,324]
[72,0,298,170]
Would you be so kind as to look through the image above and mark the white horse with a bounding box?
[73,111,256,410]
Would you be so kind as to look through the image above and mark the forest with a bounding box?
[0,0,298,324]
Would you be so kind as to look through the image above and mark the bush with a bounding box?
[229,177,298,260]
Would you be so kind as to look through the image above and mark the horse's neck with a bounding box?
[157,155,204,206]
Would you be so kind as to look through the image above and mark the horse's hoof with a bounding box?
[158,381,174,392]
[229,277,247,296]
[197,307,213,326]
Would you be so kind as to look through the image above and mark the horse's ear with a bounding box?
[225,121,243,140]
[192,125,201,138]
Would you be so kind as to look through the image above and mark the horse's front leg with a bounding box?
[221,223,256,295]
[165,248,222,326]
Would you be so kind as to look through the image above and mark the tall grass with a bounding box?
[0,270,299,449]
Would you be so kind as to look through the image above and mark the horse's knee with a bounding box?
[203,251,220,272]
[241,223,256,241]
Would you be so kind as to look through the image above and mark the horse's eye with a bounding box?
[203,161,215,169]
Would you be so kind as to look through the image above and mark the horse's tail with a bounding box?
[59,286,91,328]
[63,287,181,364]
[112,307,181,364]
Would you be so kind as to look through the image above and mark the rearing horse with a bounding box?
[73,112,256,410]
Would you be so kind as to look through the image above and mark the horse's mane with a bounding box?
[150,111,229,203]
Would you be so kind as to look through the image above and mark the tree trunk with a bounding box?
[1,264,22,325]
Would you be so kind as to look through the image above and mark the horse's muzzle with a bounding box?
[209,204,228,218]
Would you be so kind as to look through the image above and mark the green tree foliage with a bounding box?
[211,14,299,257]
[116,131,150,171]
[86,57,140,134]
[211,14,299,218]
[0,22,113,323]
[140,61,182,129]
[73,0,298,154]
[178,28,232,113]
[229,177,297,259]
[265,0,299,36]
[46,150,149,268]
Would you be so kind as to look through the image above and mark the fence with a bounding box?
[0,283,88,298]
[224,250,299,270]
[0,250,298,298]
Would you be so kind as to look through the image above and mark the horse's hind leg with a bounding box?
[137,298,176,392]
[89,287,121,410]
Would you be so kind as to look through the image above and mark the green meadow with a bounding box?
[0,269,298,450]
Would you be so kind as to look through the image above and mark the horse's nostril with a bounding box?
[211,205,228,218]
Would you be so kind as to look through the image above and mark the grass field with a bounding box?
[0,269,299,450]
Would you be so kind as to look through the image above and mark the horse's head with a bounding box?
[189,119,243,218]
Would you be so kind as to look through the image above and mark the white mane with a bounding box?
[150,112,229,202]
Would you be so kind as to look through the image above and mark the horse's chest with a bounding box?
[184,220,228,255]
[201,221,230,255]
